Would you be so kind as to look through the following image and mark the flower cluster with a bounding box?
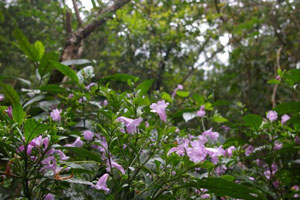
[168,129,235,165]
[18,135,69,176]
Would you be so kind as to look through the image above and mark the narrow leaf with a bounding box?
[12,103,26,124]
[0,81,20,106]
[50,61,79,84]
[176,91,190,97]
[24,118,49,142]
[33,40,45,61]
[136,80,153,97]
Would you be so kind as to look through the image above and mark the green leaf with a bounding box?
[40,84,68,94]
[62,178,93,185]
[192,94,205,105]
[0,75,31,86]
[50,61,79,84]
[213,114,228,123]
[12,103,26,124]
[13,29,37,62]
[33,41,45,61]
[24,118,49,142]
[212,100,231,107]
[284,69,300,85]
[242,114,262,130]
[193,178,266,200]
[136,80,153,97]
[267,79,280,85]
[176,90,190,97]
[220,175,235,182]
[56,146,102,163]
[161,92,173,103]
[0,81,20,106]
[38,51,60,76]
[23,95,45,108]
[274,102,300,115]
[0,140,15,154]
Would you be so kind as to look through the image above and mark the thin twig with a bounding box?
[72,0,82,27]
[271,46,282,108]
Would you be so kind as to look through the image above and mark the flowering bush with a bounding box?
[0,38,299,199]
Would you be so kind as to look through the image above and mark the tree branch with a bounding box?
[77,0,131,40]
[180,44,224,85]
[48,0,131,84]
[66,10,72,34]
[72,0,82,27]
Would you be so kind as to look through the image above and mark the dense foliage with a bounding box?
[0,0,300,199]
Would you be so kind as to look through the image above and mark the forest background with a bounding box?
[1,0,300,199]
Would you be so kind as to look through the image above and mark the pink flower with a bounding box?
[267,110,278,122]
[50,108,62,121]
[226,146,236,157]
[0,94,4,101]
[215,165,227,176]
[264,170,271,179]
[171,84,183,99]
[52,149,69,160]
[41,156,57,173]
[106,160,125,174]
[92,173,110,192]
[296,136,300,144]
[18,144,34,155]
[168,145,186,156]
[150,100,169,122]
[292,185,300,191]
[6,106,12,118]
[281,114,290,124]
[221,125,230,132]
[206,146,225,164]
[102,100,108,106]
[245,145,254,156]
[274,141,282,150]
[83,130,94,141]
[202,128,219,141]
[18,136,49,155]
[65,137,83,148]
[168,138,189,156]
[196,105,205,117]
[73,137,83,147]
[68,93,74,99]
[145,121,149,127]
[272,163,278,173]
[186,140,207,163]
[256,159,264,167]
[92,135,108,153]
[116,116,143,134]
[30,136,49,151]
[275,75,281,80]
[44,194,55,200]
[85,82,96,90]
[273,180,280,188]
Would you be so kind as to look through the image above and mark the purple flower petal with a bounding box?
[92,173,110,192]
[150,100,169,122]
[50,109,62,121]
